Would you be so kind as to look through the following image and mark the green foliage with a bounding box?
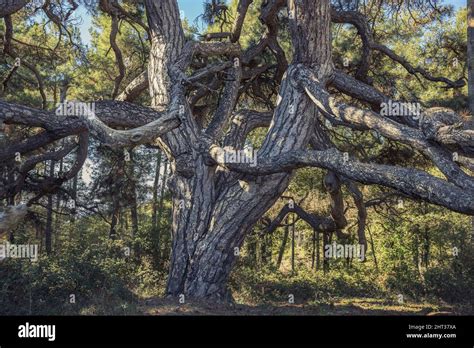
[0,201,173,315]
[0,237,138,315]
[231,265,384,305]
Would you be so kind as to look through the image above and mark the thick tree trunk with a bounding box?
[146,0,332,301]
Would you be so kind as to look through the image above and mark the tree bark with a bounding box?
[45,160,54,254]
[71,174,77,224]
[129,151,139,243]
[323,232,331,273]
[1,0,472,304]
[143,0,333,300]
[130,202,139,256]
[0,0,28,17]
[276,217,290,269]
[151,151,162,233]
[260,233,268,265]
[469,0,474,115]
[367,226,378,271]
[316,230,321,271]
[291,214,295,273]
[156,159,168,231]
[469,0,474,242]
[311,228,316,269]
[109,203,119,240]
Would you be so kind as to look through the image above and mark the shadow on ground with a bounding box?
[138,297,465,316]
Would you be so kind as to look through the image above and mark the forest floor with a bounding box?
[137,297,464,316]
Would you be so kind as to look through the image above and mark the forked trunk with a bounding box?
[145,0,332,301]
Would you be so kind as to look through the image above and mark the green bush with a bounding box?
[424,255,474,304]
[230,265,384,304]
[0,239,138,315]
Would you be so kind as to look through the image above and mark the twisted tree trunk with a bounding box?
[2,0,473,304]
[144,0,332,300]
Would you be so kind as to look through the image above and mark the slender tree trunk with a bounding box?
[291,214,295,273]
[469,0,474,241]
[110,200,119,240]
[71,174,77,224]
[276,217,290,269]
[468,0,474,115]
[55,153,63,247]
[423,227,430,268]
[414,232,424,278]
[156,159,168,229]
[129,151,139,239]
[110,151,125,240]
[155,158,169,262]
[367,226,378,271]
[323,232,331,273]
[151,151,162,233]
[247,231,258,267]
[260,233,267,265]
[146,0,333,300]
[266,233,273,264]
[120,210,125,234]
[55,79,69,242]
[316,230,320,271]
[45,160,54,254]
[311,228,316,269]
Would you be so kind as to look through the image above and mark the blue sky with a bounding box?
[178,0,207,22]
[176,0,465,23]
[79,0,466,45]
[449,0,465,8]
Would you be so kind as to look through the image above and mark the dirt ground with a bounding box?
[137,297,463,316]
